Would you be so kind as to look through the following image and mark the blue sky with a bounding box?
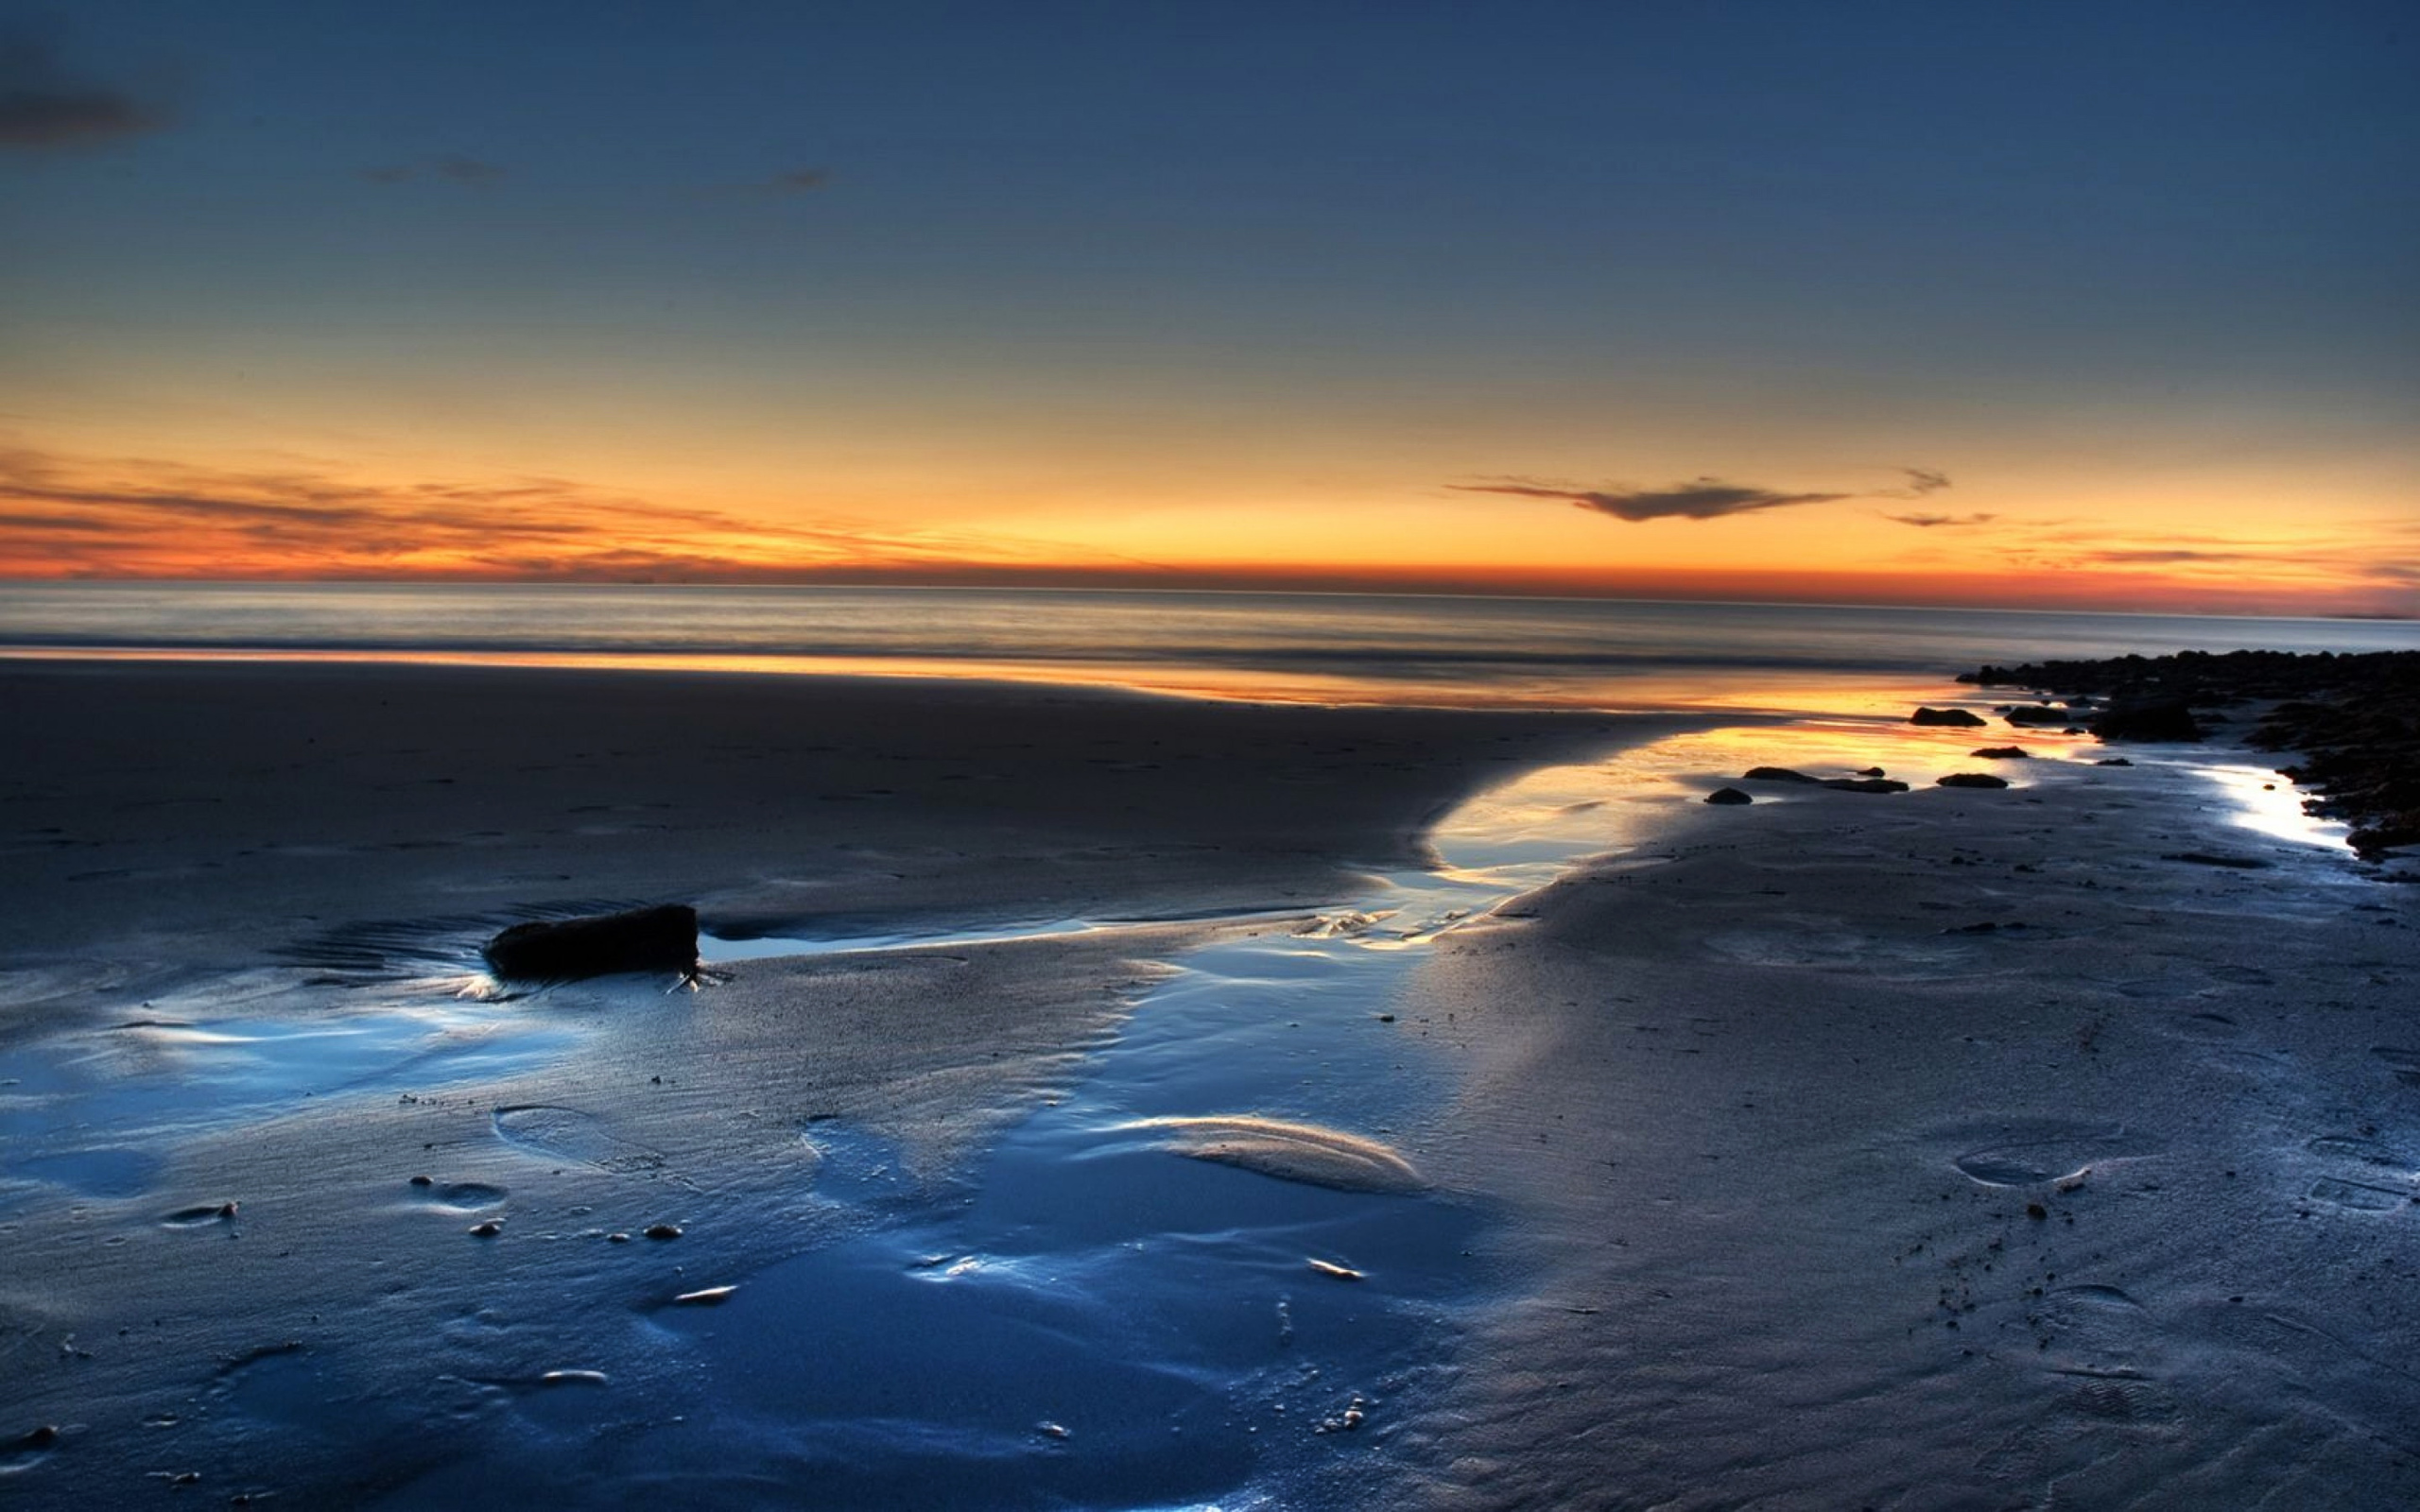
[3,2,2414,609]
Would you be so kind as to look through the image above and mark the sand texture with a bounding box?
[1382,752,2420,1508]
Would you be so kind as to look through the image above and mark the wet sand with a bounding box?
[1386,744,2420,1508]
[4,661,2414,1507]
[0,661,1666,1504]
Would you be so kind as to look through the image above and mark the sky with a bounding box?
[2,1,2414,614]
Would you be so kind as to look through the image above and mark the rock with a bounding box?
[483,904,698,982]
[2001,705,2073,728]
[1856,766,1887,777]
[1704,786,1754,805]
[2092,700,2204,742]
[643,1223,683,1240]
[2097,757,2133,766]
[2163,851,2271,869]
[1971,747,2030,759]
[1819,778,1910,794]
[1937,772,2010,789]
[1741,766,1821,783]
[1910,707,1986,727]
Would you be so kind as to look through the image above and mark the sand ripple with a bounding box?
[1116,1114,1426,1194]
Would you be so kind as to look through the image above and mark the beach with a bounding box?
[3,656,2415,1507]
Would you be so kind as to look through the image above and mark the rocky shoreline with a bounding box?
[1959,649,2419,860]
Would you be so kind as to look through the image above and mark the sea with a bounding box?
[3,582,2412,710]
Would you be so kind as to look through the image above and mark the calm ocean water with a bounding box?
[2,583,2411,711]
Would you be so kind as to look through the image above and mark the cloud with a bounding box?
[1455,476,1852,523]
[0,447,1141,580]
[0,29,167,150]
[360,154,507,186]
[1884,511,1996,528]
[1456,465,1950,524]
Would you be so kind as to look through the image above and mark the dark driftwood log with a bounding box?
[484,904,699,981]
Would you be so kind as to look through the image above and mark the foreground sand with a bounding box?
[4,661,2414,1507]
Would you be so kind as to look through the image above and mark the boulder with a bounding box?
[1970,746,2030,759]
[1910,707,1986,728]
[2092,700,2204,742]
[2001,705,2073,728]
[1742,766,1821,783]
[1703,786,1754,806]
[484,904,700,982]
[1936,772,2010,789]
[1820,778,1910,794]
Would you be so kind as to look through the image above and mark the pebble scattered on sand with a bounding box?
[644,1224,683,1240]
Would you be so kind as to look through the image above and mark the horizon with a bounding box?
[5,5,2414,617]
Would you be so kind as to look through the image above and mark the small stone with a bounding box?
[644,1224,683,1241]
[2026,1202,2048,1220]
[606,1232,631,1244]
[408,1176,433,1188]
[1937,773,2010,789]
[467,1221,502,1238]
[1703,786,1753,806]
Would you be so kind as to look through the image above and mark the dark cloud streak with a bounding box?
[1885,511,1996,528]
[0,29,168,150]
[1457,466,1950,524]
[1455,477,1852,523]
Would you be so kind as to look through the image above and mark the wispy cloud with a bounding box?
[0,28,168,151]
[360,154,507,186]
[1887,468,1951,497]
[1456,466,1948,524]
[1884,511,1997,528]
[0,448,1134,580]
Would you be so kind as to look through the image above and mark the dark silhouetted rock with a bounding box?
[2001,705,2074,728]
[2097,757,2133,766]
[484,904,699,982]
[1704,786,1753,805]
[1971,747,2031,759]
[1855,766,1887,777]
[1742,766,1821,783]
[1910,707,1985,727]
[2162,851,2271,869]
[1937,772,2010,789]
[1820,778,1910,794]
[2092,700,2203,742]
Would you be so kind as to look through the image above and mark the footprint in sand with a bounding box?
[161,1202,238,1228]
[492,1106,666,1174]
[2371,1047,2420,1089]
[2306,1177,2410,1212]
[1950,1120,2132,1187]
